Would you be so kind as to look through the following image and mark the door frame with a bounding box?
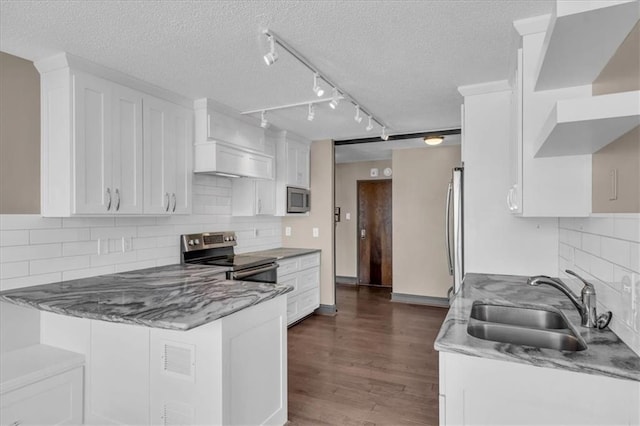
[356,178,392,287]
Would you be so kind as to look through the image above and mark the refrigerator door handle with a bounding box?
[445,181,454,276]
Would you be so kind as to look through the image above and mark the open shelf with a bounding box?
[535,1,639,91]
[535,90,640,158]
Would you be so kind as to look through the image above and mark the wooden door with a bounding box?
[357,180,392,286]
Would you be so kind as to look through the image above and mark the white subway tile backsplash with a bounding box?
[0,244,62,263]
[581,233,600,256]
[0,230,29,247]
[114,260,156,273]
[136,246,175,261]
[132,237,158,250]
[115,217,157,227]
[613,216,640,243]
[601,237,631,269]
[30,255,91,275]
[0,215,61,230]
[558,214,639,356]
[62,217,115,228]
[30,228,91,244]
[1,262,29,279]
[62,241,98,257]
[1,272,62,291]
[90,251,137,267]
[62,265,115,281]
[137,225,176,238]
[90,226,137,240]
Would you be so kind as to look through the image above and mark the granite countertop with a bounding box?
[0,264,293,331]
[243,247,321,260]
[435,273,640,382]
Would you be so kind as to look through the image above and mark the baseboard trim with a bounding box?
[336,276,357,285]
[391,293,450,308]
[314,304,338,316]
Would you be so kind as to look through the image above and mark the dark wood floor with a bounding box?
[287,284,448,425]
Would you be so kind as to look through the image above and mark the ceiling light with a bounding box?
[263,36,278,66]
[366,116,373,131]
[424,136,444,145]
[329,88,340,109]
[381,126,389,141]
[260,110,268,128]
[307,103,315,121]
[354,105,363,123]
[312,73,324,97]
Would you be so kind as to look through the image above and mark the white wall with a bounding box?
[0,173,282,352]
[463,89,558,276]
[558,214,640,356]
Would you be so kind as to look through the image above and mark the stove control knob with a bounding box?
[194,239,200,245]
[188,240,194,246]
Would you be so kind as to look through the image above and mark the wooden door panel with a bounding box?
[358,180,392,286]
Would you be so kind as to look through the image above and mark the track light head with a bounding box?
[263,36,278,66]
[354,105,363,123]
[260,110,268,128]
[329,88,340,109]
[307,103,315,121]
[424,136,444,145]
[381,126,389,141]
[312,73,324,97]
[366,116,373,131]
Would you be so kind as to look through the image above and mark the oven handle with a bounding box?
[231,263,279,280]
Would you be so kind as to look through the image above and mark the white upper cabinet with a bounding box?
[35,53,192,217]
[143,97,193,215]
[274,130,312,216]
[286,141,310,189]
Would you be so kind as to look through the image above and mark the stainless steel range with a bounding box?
[181,231,278,283]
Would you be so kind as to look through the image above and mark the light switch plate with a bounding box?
[346,213,351,220]
[285,226,291,237]
[312,227,319,238]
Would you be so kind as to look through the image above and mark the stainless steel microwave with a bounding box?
[287,186,310,213]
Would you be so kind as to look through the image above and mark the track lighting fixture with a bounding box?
[424,136,444,145]
[381,126,389,141]
[250,29,389,135]
[312,73,324,97]
[354,105,363,123]
[329,88,340,109]
[366,116,374,131]
[263,36,278,66]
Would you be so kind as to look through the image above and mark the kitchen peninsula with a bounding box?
[0,264,293,425]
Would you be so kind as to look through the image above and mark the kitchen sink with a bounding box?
[467,301,587,352]
[470,303,570,329]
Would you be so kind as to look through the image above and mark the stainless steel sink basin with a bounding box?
[467,301,587,352]
[467,322,587,351]
[470,303,570,329]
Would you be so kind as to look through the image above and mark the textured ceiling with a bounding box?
[0,0,553,142]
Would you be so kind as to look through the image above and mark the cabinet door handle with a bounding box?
[115,188,121,212]
[258,198,262,214]
[361,229,366,239]
[165,193,170,212]
[106,188,112,211]
[172,193,177,212]
[507,187,512,211]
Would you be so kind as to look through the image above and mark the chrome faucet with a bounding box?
[527,270,612,329]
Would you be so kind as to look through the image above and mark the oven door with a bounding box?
[230,263,278,284]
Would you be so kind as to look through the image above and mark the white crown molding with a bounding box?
[458,80,510,97]
[513,14,550,36]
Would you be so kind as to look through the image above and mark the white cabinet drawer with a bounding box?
[297,269,319,293]
[277,258,299,278]
[1,367,83,426]
[299,253,320,270]
[280,275,298,296]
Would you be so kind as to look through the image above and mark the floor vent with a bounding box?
[161,341,195,381]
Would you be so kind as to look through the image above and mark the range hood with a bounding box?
[193,140,274,180]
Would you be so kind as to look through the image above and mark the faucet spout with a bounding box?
[527,270,610,328]
[527,275,584,313]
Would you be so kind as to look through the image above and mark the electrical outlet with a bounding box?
[122,237,132,252]
[346,213,351,220]
[98,238,109,255]
[285,227,291,237]
[312,227,319,238]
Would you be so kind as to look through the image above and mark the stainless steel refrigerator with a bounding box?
[446,166,464,299]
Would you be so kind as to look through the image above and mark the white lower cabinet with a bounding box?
[1,345,84,426]
[439,351,640,426]
[39,296,288,426]
[279,253,320,325]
